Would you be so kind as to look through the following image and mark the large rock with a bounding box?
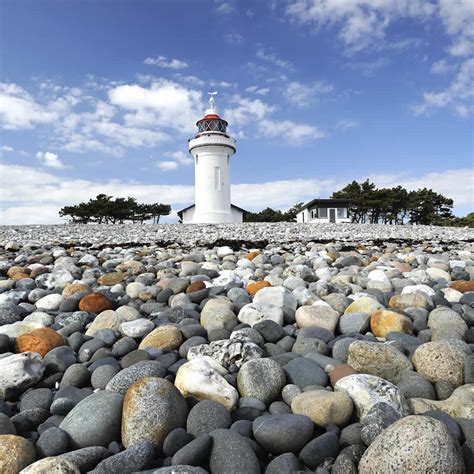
[19,457,79,474]
[186,400,232,437]
[60,391,123,448]
[344,297,383,315]
[175,357,238,411]
[335,374,409,421]
[412,340,469,387]
[358,416,465,473]
[209,429,260,474]
[200,299,237,332]
[427,307,468,340]
[106,360,166,394]
[0,352,44,400]
[237,358,286,404]
[138,325,183,351]
[291,390,353,427]
[188,331,264,369]
[237,303,284,327]
[370,310,413,338]
[389,293,433,310]
[0,435,36,473]
[253,286,297,317]
[85,310,124,337]
[0,321,44,338]
[347,340,412,384]
[122,376,188,449]
[252,414,313,455]
[15,328,65,357]
[295,303,339,332]
[409,384,474,419]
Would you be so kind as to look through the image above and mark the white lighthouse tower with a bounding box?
[178,93,245,224]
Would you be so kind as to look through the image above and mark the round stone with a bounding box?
[120,319,154,338]
[344,297,383,315]
[0,434,36,473]
[347,340,412,384]
[237,358,286,404]
[247,281,271,296]
[370,310,413,338]
[283,357,328,388]
[106,360,166,394]
[138,325,182,350]
[412,340,469,387]
[358,416,465,473]
[208,429,260,474]
[35,426,69,457]
[20,457,80,473]
[59,391,123,448]
[252,414,313,454]
[15,328,65,357]
[186,400,232,437]
[122,376,188,450]
[78,293,114,313]
[291,390,353,427]
[295,304,339,332]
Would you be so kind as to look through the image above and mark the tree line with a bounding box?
[59,194,171,224]
[331,180,455,225]
[246,180,472,227]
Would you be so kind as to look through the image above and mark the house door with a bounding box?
[329,209,336,223]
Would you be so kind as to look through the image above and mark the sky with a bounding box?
[0,0,473,224]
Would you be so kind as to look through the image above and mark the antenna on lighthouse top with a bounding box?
[207,91,218,115]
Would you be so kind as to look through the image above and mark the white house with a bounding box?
[296,199,351,223]
[177,93,245,224]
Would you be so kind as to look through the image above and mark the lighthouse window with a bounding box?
[198,120,227,133]
[215,167,221,190]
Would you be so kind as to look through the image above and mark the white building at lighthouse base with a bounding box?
[178,203,246,224]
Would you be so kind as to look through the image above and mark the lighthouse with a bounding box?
[177,93,245,224]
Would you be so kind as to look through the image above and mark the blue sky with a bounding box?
[0,0,473,223]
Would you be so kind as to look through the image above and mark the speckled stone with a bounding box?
[122,376,188,450]
[358,416,465,473]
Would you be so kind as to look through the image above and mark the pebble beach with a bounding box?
[0,222,473,473]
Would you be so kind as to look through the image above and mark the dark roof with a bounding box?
[299,198,350,212]
[177,203,248,220]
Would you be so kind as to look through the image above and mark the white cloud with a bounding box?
[157,161,179,171]
[36,151,65,169]
[431,59,455,74]
[144,56,188,69]
[164,150,193,166]
[245,85,270,96]
[108,79,203,132]
[284,81,334,108]
[0,145,14,152]
[335,120,358,131]
[1,164,471,224]
[224,95,276,127]
[414,58,474,117]
[0,83,59,130]
[215,2,235,15]
[224,32,244,44]
[438,0,474,57]
[285,0,436,54]
[259,119,325,145]
[256,48,293,70]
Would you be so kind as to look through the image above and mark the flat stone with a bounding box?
[338,312,371,334]
[283,357,328,388]
[237,303,284,327]
[85,310,123,337]
[138,325,183,351]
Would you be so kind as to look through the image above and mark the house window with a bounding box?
[215,167,221,190]
[337,208,346,219]
[319,208,328,218]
